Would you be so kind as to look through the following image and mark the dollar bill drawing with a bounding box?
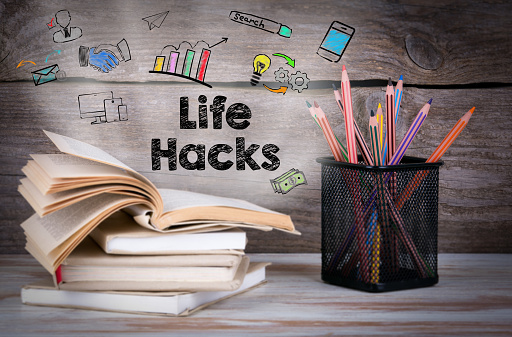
[270,168,307,194]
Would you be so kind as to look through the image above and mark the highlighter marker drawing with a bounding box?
[229,11,292,38]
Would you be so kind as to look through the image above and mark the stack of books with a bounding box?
[18,131,298,316]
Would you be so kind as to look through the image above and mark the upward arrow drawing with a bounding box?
[208,37,228,48]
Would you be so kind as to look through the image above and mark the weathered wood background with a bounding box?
[0,0,511,254]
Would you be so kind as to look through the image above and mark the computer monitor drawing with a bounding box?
[78,92,113,124]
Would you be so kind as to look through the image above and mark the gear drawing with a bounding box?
[274,67,289,83]
[288,71,310,93]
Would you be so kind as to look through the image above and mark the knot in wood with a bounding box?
[405,35,443,70]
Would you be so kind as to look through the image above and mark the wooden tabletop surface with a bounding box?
[1,253,511,336]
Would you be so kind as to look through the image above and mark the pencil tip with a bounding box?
[399,75,403,81]
[388,78,392,86]
[313,101,319,108]
[306,101,311,108]
[370,109,375,117]
[378,103,382,109]
[428,98,433,104]
[470,107,475,113]
[342,65,346,71]
[332,83,337,90]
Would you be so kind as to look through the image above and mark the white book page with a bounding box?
[44,131,132,171]
[30,154,133,180]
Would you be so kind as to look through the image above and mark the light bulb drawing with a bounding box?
[250,54,271,86]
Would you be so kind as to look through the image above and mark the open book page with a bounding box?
[30,154,135,180]
[124,204,273,233]
[21,193,152,272]
[155,189,297,233]
[44,130,133,172]
[159,189,281,214]
[19,178,147,217]
[43,131,162,211]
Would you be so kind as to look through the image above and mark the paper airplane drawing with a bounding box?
[142,11,169,30]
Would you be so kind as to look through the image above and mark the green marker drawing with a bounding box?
[273,53,295,68]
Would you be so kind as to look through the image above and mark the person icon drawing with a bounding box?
[53,10,82,43]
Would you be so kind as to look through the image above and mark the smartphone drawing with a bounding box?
[317,21,355,62]
[104,98,123,122]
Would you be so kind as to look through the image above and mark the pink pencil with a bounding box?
[385,78,395,164]
[341,65,358,164]
[313,101,344,162]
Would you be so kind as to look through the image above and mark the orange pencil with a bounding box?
[341,65,358,163]
[395,107,476,210]
[427,107,475,163]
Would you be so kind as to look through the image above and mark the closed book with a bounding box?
[90,211,247,255]
[58,237,248,292]
[22,262,269,316]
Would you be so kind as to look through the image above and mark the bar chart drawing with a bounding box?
[149,38,226,88]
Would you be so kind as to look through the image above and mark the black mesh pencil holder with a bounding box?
[316,156,443,292]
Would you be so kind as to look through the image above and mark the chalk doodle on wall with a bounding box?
[31,64,65,86]
[79,39,132,73]
[149,38,228,88]
[78,92,128,124]
[17,60,36,68]
[250,52,309,94]
[270,168,307,194]
[49,10,82,43]
[229,11,292,38]
[250,54,271,86]
[142,11,169,30]
[45,50,61,63]
[316,21,355,62]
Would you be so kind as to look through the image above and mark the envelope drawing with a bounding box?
[31,64,59,86]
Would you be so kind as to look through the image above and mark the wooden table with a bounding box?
[1,253,511,336]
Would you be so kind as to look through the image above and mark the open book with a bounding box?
[18,131,298,275]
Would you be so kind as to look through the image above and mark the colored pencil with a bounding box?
[369,110,382,166]
[376,103,384,153]
[332,83,344,116]
[394,107,475,210]
[312,101,344,162]
[394,75,404,123]
[426,106,475,163]
[388,99,432,166]
[385,78,395,165]
[307,101,349,162]
[353,117,374,166]
[341,65,358,163]
[334,84,371,164]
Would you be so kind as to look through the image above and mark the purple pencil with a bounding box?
[388,99,432,165]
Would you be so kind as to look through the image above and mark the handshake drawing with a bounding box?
[79,39,131,73]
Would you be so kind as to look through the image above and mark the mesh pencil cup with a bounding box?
[316,156,443,292]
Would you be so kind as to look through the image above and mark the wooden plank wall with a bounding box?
[0,0,511,254]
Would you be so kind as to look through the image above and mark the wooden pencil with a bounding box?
[388,99,432,166]
[341,65,358,163]
[385,78,395,165]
